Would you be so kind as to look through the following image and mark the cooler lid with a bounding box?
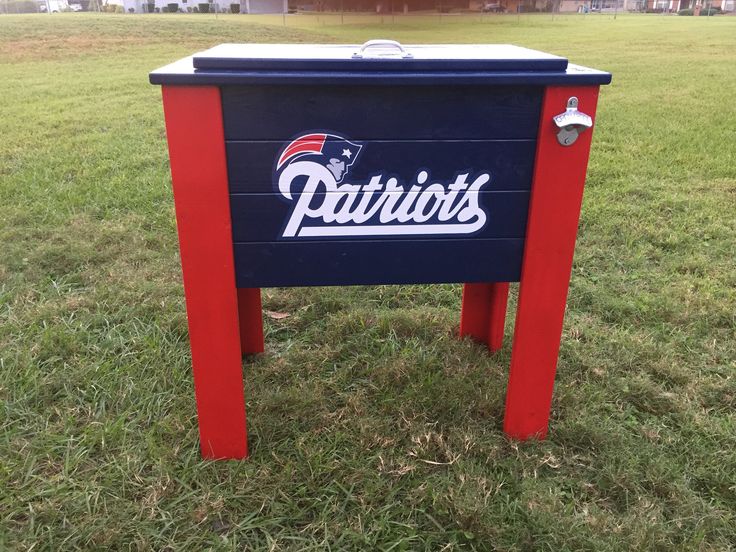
[191,42,570,73]
[149,41,612,86]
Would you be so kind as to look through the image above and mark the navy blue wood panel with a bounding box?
[232,239,524,287]
[221,85,542,141]
[226,140,536,194]
[229,191,529,242]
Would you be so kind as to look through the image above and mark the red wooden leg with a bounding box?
[460,282,509,352]
[503,85,600,440]
[162,85,248,459]
[460,283,492,343]
[238,288,264,355]
[487,282,510,353]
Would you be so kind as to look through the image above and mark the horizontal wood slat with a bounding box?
[222,85,542,140]
[233,239,524,287]
[229,191,530,242]
[226,139,536,194]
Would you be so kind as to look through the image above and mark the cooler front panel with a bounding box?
[222,84,542,287]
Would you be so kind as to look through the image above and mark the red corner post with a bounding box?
[161,86,248,459]
[460,283,510,352]
[504,86,600,440]
[238,288,264,355]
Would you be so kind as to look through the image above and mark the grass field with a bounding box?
[1,12,735,551]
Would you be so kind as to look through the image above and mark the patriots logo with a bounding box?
[274,130,491,239]
[277,133,362,183]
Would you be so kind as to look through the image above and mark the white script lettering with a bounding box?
[278,161,490,238]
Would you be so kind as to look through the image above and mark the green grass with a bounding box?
[1,12,735,551]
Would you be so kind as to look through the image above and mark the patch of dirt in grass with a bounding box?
[1,36,148,63]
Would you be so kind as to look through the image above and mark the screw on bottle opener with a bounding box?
[553,97,593,146]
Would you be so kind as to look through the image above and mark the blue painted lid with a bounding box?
[150,42,612,86]
[192,42,569,72]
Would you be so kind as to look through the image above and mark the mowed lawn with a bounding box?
[1,12,735,551]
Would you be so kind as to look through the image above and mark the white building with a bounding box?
[121,0,285,12]
[241,0,286,12]
[40,0,71,11]
[120,0,218,12]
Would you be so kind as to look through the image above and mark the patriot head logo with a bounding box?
[277,133,363,183]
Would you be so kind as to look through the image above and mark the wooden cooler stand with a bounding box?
[151,42,611,459]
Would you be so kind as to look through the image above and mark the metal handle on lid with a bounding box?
[352,40,413,59]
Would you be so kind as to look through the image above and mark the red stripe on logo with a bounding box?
[277,134,326,169]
